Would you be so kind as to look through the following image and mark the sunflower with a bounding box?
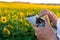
[4,10,8,13]
[3,28,10,35]
[0,10,1,13]
[56,13,60,18]
[8,25,13,29]
[20,12,24,17]
[12,15,18,20]
[26,13,30,16]
[1,16,7,23]
[26,12,32,16]
[20,18,23,22]
[25,22,29,26]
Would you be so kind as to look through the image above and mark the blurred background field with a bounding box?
[0,2,60,40]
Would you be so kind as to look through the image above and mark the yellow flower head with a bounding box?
[1,16,7,23]
[26,13,30,16]
[56,13,60,18]
[8,25,13,29]
[0,10,2,13]
[26,12,32,16]
[12,15,18,20]
[20,12,24,16]
[3,28,7,31]
[20,19,23,22]
[4,10,8,13]
[3,28,10,35]
[25,23,29,26]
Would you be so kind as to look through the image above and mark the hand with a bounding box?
[38,9,58,27]
[38,9,50,17]
[33,15,57,40]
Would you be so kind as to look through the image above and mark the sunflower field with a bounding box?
[0,2,60,40]
[0,8,38,40]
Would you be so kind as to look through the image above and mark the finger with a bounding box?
[40,9,49,13]
[38,9,49,17]
[44,15,51,27]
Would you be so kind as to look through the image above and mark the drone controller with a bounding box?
[26,14,45,27]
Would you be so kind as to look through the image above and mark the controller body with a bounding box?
[26,14,45,27]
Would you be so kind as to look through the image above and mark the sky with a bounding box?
[0,0,60,4]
